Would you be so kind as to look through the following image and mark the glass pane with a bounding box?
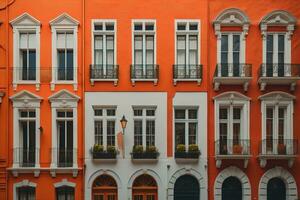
[134,120,143,146]
[107,121,115,146]
[66,50,74,80]
[146,120,155,146]
[106,109,116,116]
[21,50,28,80]
[146,109,155,116]
[189,23,198,30]
[106,24,114,31]
[28,50,36,80]
[219,108,228,119]
[221,35,228,52]
[95,50,103,65]
[233,108,241,119]
[233,35,240,51]
[57,50,66,80]
[95,36,103,49]
[145,24,154,31]
[278,35,285,52]
[134,109,143,116]
[278,108,285,142]
[94,109,103,116]
[175,109,185,119]
[188,109,197,119]
[95,121,103,145]
[175,123,185,147]
[134,24,143,31]
[189,123,197,145]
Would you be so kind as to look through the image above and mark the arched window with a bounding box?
[267,178,286,200]
[17,186,35,200]
[222,176,242,200]
[132,174,157,200]
[56,186,74,200]
[174,175,200,200]
[92,175,118,200]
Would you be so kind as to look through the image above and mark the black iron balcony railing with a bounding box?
[173,64,202,79]
[215,139,250,156]
[259,139,298,156]
[214,63,252,78]
[259,63,300,78]
[130,64,159,79]
[90,64,119,80]
[52,148,76,168]
[13,148,39,167]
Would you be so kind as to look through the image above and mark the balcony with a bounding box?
[50,148,78,177]
[90,65,119,86]
[173,64,202,85]
[258,64,300,91]
[11,148,40,177]
[213,63,252,91]
[130,64,159,85]
[258,139,298,168]
[130,145,159,163]
[215,140,251,168]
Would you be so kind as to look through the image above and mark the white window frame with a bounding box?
[131,19,157,79]
[214,92,250,154]
[13,180,37,200]
[260,92,294,155]
[50,13,79,91]
[10,91,42,171]
[49,90,80,177]
[132,106,157,149]
[93,107,117,149]
[174,107,199,151]
[10,13,41,91]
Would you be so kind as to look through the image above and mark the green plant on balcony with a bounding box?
[233,144,243,154]
[176,144,186,152]
[93,144,104,153]
[132,145,144,153]
[107,145,117,154]
[146,145,158,153]
[188,144,199,153]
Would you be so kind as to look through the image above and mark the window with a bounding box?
[94,108,116,147]
[175,21,199,66]
[133,107,156,147]
[56,186,74,200]
[11,13,40,90]
[19,32,37,81]
[50,14,79,91]
[19,110,36,167]
[17,186,35,200]
[56,32,74,81]
[132,20,156,78]
[265,34,285,77]
[56,110,74,167]
[220,34,241,76]
[174,108,198,150]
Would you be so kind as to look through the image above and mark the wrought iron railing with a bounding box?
[130,64,159,79]
[90,64,119,79]
[215,139,250,156]
[13,148,39,167]
[259,64,300,78]
[52,148,76,167]
[173,64,202,79]
[214,63,252,77]
[259,139,298,155]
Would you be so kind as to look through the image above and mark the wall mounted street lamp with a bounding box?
[120,115,128,135]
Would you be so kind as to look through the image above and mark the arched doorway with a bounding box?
[132,174,158,200]
[174,175,200,200]
[92,175,118,200]
[267,178,286,200]
[222,176,242,200]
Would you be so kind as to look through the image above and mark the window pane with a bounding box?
[233,35,240,51]
[134,24,143,31]
[134,120,143,146]
[233,108,241,120]
[94,109,103,116]
[177,24,186,30]
[106,24,114,31]
[95,121,103,145]
[188,109,197,119]
[146,109,155,116]
[175,109,185,119]
[134,109,143,116]
[219,108,228,119]
[145,24,154,31]
[175,123,185,147]
[177,35,186,65]
[66,50,74,80]
[278,108,285,142]
[134,36,143,65]
[146,120,155,146]
[28,50,36,80]
[107,121,115,146]
[278,35,285,52]
[106,109,116,116]
[57,50,66,80]
[189,23,198,30]
[57,111,65,118]
[188,123,197,145]
[221,35,228,51]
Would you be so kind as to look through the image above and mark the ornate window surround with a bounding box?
[48,89,80,177]
[49,13,79,91]
[10,13,41,91]
[9,90,42,177]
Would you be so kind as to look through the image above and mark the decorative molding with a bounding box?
[10,12,41,26]
[54,179,76,188]
[49,13,79,27]
[258,167,298,200]
[214,166,251,200]
[258,91,295,101]
[213,91,251,101]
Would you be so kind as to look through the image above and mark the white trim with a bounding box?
[258,167,298,200]
[13,179,37,200]
[54,178,76,188]
[167,168,206,200]
[50,13,79,91]
[214,166,251,200]
[49,90,79,175]
[10,90,42,172]
[10,13,41,91]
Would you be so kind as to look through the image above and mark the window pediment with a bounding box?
[10,90,42,102]
[48,89,80,103]
[258,91,295,101]
[213,91,251,102]
[10,13,40,27]
[260,10,296,27]
[50,13,79,27]
[214,8,249,27]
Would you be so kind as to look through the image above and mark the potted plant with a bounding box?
[92,144,117,159]
[188,144,201,158]
[277,143,286,155]
[233,144,243,154]
[131,145,159,159]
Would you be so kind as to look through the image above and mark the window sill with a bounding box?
[13,81,41,91]
[131,78,158,86]
[90,78,118,86]
[258,76,300,91]
[173,78,201,86]
[258,154,297,168]
[8,166,41,177]
[215,154,252,168]
[50,166,80,178]
[51,81,77,91]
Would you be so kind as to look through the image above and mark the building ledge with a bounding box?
[90,78,118,86]
[215,155,252,168]
[131,78,158,86]
[258,154,297,168]
[258,77,300,91]
[8,167,40,177]
[213,77,252,91]
[173,78,201,86]
[50,167,80,178]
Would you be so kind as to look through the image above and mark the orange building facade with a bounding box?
[0,0,299,200]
